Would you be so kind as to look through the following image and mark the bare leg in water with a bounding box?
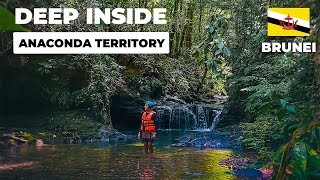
[148,142,153,153]
[144,142,148,153]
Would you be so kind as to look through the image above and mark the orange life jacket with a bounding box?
[140,111,156,131]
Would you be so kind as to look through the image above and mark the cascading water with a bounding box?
[155,104,222,131]
[209,110,222,131]
[196,106,206,130]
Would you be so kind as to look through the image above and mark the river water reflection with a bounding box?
[0,131,243,179]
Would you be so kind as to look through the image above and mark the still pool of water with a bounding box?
[0,131,244,179]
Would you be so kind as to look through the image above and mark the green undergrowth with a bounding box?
[46,111,105,143]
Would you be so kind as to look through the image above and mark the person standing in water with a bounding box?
[138,101,157,153]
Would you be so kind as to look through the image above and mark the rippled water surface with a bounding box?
[0,131,243,179]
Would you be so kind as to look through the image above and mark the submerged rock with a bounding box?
[219,157,255,170]
[226,168,263,179]
[175,136,191,143]
[220,156,273,179]
[185,172,203,178]
[171,132,234,149]
[170,143,188,147]
[99,126,135,143]
[225,167,273,179]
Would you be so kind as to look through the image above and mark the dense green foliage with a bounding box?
[47,111,105,143]
[1,0,320,179]
[1,0,230,119]
[222,0,320,179]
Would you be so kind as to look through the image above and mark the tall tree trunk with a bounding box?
[176,24,187,57]
[177,4,192,56]
[198,0,203,33]
[144,0,148,8]
[185,5,193,48]
[196,67,208,93]
[174,32,180,56]
[170,0,179,57]
[179,0,183,12]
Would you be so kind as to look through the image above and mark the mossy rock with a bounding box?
[0,130,38,148]
[47,111,105,143]
[20,132,37,143]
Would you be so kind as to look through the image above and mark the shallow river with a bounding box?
[0,131,247,179]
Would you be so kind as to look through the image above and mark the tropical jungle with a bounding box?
[0,0,319,179]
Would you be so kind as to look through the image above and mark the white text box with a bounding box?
[13,32,169,54]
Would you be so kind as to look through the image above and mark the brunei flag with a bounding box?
[267,8,310,36]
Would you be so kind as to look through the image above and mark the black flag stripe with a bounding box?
[267,17,309,34]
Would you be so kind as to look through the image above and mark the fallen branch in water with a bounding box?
[0,162,34,170]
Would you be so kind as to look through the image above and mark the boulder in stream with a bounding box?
[171,132,233,149]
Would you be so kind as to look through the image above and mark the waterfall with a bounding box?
[169,106,197,130]
[209,110,222,131]
[196,106,207,130]
[156,106,173,130]
[155,104,222,131]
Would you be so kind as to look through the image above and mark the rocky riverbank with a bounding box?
[0,130,34,148]
[0,110,135,148]
[1,94,229,148]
